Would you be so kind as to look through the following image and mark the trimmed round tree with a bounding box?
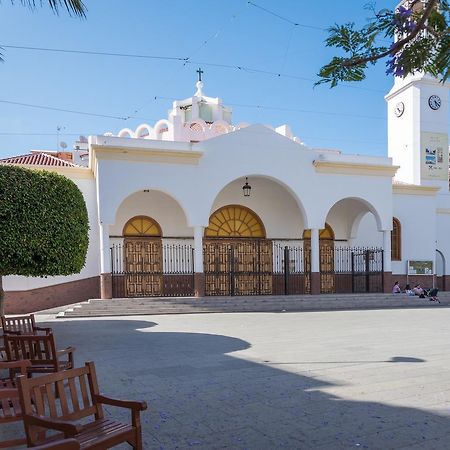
[0,165,89,315]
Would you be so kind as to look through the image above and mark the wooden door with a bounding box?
[124,238,162,297]
[319,240,335,293]
[303,240,335,293]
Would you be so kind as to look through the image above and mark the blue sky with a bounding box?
[0,0,440,159]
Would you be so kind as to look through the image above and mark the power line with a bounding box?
[0,44,188,61]
[1,43,386,93]
[247,1,325,30]
[152,96,386,121]
[0,99,128,120]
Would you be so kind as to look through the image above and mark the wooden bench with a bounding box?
[34,438,80,449]
[17,361,147,449]
[1,313,52,336]
[4,333,75,375]
[0,359,31,448]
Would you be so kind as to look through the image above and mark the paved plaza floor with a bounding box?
[4,308,450,449]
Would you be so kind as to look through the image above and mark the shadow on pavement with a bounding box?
[6,318,448,449]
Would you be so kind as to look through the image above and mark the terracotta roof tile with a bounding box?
[0,153,79,167]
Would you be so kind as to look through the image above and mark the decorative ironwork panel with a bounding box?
[204,240,308,296]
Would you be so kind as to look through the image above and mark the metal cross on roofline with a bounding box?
[196,67,204,82]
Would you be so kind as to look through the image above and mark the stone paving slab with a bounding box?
[4,309,450,449]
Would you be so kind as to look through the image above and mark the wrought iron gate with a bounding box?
[351,248,384,293]
[204,240,309,296]
[320,247,384,294]
[111,241,194,297]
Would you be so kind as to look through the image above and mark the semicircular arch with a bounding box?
[325,196,384,232]
[207,173,310,230]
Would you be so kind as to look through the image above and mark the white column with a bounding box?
[193,226,204,273]
[383,230,392,272]
[310,228,320,273]
[99,223,111,274]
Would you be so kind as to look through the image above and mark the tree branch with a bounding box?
[342,0,438,68]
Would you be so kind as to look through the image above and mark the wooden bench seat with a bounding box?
[17,361,147,449]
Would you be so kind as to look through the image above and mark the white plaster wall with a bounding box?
[351,213,383,248]
[435,192,450,276]
[391,192,437,274]
[110,190,191,237]
[4,176,100,291]
[95,125,393,234]
[211,178,305,239]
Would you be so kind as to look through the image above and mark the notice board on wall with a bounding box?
[407,260,434,275]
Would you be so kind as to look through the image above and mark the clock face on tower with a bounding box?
[428,95,441,110]
[394,101,405,117]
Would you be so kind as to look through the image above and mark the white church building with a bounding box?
[2,72,449,314]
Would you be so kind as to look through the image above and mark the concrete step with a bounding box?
[59,293,450,318]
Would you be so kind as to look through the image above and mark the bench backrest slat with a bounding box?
[1,314,36,334]
[5,334,58,368]
[17,362,103,444]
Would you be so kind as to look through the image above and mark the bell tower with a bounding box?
[386,73,449,189]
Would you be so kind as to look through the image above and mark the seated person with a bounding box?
[404,284,415,296]
[392,281,401,294]
[413,284,425,297]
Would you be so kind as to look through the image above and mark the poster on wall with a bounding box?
[407,260,434,275]
[421,132,449,180]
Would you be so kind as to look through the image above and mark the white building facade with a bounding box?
[2,74,449,313]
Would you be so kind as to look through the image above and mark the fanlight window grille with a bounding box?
[205,205,266,238]
[123,215,162,237]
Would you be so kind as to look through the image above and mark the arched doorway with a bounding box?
[123,216,163,297]
[203,205,272,296]
[303,224,335,293]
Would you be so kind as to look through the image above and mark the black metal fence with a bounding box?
[273,244,309,295]
[111,243,194,298]
[111,240,384,298]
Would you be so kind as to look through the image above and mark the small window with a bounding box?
[391,218,401,261]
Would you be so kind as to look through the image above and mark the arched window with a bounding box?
[391,217,401,261]
[205,205,266,238]
[123,216,162,237]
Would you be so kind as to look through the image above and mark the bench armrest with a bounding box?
[24,413,82,437]
[34,326,53,334]
[94,394,147,411]
[0,359,31,373]
[56,346,76,357]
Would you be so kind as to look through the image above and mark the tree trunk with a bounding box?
[0,276,4,317]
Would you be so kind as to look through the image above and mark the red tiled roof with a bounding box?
[0,153,79,167]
